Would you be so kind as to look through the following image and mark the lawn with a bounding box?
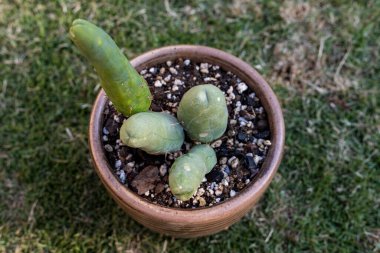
[0,0,379,252]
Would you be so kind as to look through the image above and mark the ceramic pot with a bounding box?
[89,45,285,238]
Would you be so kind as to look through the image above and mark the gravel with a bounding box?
[102,58,271,209]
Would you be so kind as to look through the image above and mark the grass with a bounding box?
[0,0,379,252]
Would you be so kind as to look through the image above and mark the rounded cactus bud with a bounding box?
[169,145,217,201]
[120,112,184,155]
[177,84,228,143]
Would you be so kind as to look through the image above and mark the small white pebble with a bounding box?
[115,160,122,169]
[227,86,234,94]
[174,79,184,86]
[127,161,135,167]
[255,107,264,114]
[184,59,190,66]
[230,119,237,125]
[166,61,172,67]
[102,135,108,142]
[164,74,171,82]
[212,65,220,70]
[204,77,216,82]
[215,73,221,78]
[215,190,223,196]
[202,177,207,183]
[192,199,198,205]
[140,69,147,75]
[166,93,172,99]
[149,67,156,74]
[254,155,262,165]
[154,80,163,87]
[159,67,166,74]
[222,179,229,187]
[159,164,167,176]
[119,170,126,183]
[208,189,214,195]
[238,117,248,126]
[245,179,251,184]
[230,190,236,197]
[102,127,109,135]
[144,191,150,196]
[197,188,205,196]
[169,67,178,75]
[264,140,272,146]
[104,144,113,152]
[211,139,222,148]
[215,198,221,203]
[172,85,179,91]
[113,115,120,123]
[200,63,209,69]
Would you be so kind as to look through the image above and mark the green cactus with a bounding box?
[169,145,217,201]
[177,84,228,143]
[69,19,152,116]
[120,112,184,155]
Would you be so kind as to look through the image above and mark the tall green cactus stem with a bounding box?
[169,145,217,201]
[177,84,228,143]
[69,19,152,116]
[120,112,184,155]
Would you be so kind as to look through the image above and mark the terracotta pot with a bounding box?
[89,45,285,238]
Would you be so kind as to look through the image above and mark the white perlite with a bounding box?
[154,80,163,87]
[115,160,122,169]
[215,190,223,196]
[169,67,178,75]
[237,82,248,93]
[159,164,168,176]
[184,59,191,66]
[230,189,236,197]
[119,170,126,183]
[149,67,156,74]
[200,63,209,73]
[172,85,179,91]
[174,79,184,85]
[164,74,171,82]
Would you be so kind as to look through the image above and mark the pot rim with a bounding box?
[89,45,285,224]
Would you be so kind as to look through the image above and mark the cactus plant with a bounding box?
[69,19,152,116]
[169,145,217,201]
[177,84,228,143]
[120,112,184,155]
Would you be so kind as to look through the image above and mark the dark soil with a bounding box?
[101,59,271,208]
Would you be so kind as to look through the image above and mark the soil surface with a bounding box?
[102,59,271,208]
